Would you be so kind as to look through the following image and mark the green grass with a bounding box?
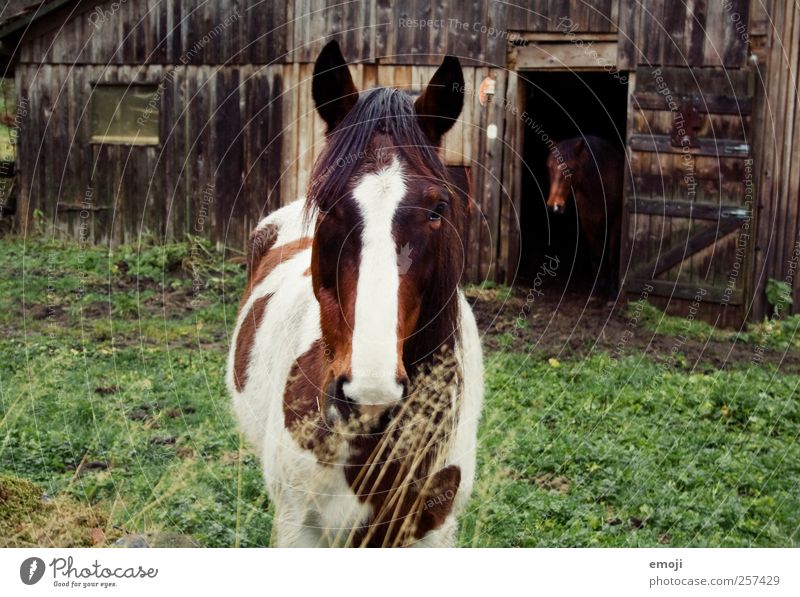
[0,236,270,547]
[460,353,800,546]
[1,236,798,546]
[628,298,800,352]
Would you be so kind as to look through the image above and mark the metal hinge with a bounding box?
[724,143,750,155]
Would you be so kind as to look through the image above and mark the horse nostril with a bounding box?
[327,376,355,422]
[398,376,410,398]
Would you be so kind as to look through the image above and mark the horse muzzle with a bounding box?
[322,375,407,427]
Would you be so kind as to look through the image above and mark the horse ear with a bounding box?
[313,40,359,134]
[415,56,465,146]
[574,138,586,154]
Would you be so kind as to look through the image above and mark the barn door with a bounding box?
[621,67,755,324]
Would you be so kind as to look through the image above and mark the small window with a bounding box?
[90,84,159,145]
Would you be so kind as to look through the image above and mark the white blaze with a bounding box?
[343,159,406,405]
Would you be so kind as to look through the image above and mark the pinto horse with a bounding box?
[227,41,483,547]
[546,135,623,296]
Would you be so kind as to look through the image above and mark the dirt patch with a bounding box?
[467,283,800,372]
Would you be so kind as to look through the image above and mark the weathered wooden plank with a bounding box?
[626,278,743,305]
[265,67,284,216]
[773,3,800,309]
[661,0,685,65]
[633,92,752,115]
[627,198,752,220]
[628,134,750,157]
[633,217,742,279]
[615,0,639,70]
[466,66,483,282]
[215,67,244,245]
[515,40,617,69]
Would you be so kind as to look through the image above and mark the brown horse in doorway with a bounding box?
[546,135,623,296]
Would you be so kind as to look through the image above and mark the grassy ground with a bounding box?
[1,236,798,547]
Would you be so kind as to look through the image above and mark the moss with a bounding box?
[0,474,118,547]
[0,474,43,525]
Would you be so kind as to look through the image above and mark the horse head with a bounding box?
[546,137,584,214]
[306,41,466,426]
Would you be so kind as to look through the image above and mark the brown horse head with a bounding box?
[546,137,583,214]
[307,41,465,425]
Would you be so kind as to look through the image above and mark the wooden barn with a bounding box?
[0,0,798,324]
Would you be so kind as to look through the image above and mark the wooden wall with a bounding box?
[12,0,775,299]
[13,0,620,278]
[20,0,619,67]
[19,0,289,66]
[750,0,800,319]
[617,0,750,70]
[16,63,284,248]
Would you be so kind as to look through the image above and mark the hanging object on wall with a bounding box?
[479,76,496,106]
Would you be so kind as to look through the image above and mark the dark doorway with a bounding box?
[517,71,628,295]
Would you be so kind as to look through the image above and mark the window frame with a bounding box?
[89,82,161,147]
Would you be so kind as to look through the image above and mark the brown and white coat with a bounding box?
[227,42,483,547]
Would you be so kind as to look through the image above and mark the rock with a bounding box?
[90,527,106,545]
[114,532,200,548]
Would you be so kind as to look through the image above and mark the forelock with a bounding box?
[306,87,448,217]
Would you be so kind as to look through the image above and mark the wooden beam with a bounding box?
[626,198,752,220]
[515,41,617,70]
[633,218,742,279]
[513,32,618,43]
[633,92,752,115]
[625,278,743,305]
[629,134,751,157]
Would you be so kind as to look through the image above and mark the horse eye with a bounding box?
[428,201,448,221]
